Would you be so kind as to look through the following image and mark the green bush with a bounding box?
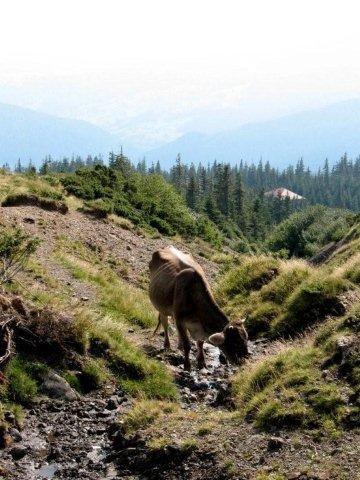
[266,206,354,258]
[61,166,221,243]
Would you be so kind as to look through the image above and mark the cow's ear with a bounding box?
[209,332,225,346]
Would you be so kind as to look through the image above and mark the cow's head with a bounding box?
[209,320,248,364]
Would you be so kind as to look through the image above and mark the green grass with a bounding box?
[216,250,355,338]
[3,357,38,404]
[0,172,64,203]
[57,253,156,328]
[232,345,347,431]
[121,399,177,434]
[215,255,279,308]
[259,261,311,305]
[270,274,350,337]
[233,298,360,433]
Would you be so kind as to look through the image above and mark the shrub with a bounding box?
[61,166,222,243]
[0,227,39,284]
[266,206,354,258]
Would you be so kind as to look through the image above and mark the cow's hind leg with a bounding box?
[160,314,171,350]
[196,340,206,369]
[173,268,196,371]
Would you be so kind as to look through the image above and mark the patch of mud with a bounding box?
[1,388,129,480]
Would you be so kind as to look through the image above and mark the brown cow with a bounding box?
[149,246,248,371]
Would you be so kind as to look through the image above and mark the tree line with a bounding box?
[6,151,359,244]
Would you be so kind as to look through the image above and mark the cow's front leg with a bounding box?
[196,340,206,369]
[176,320,191,371]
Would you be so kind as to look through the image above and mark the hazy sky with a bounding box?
[1,0,360,148]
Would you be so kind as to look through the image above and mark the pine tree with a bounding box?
[14,158,22,173]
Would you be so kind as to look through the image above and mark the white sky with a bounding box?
[1,0,360,147]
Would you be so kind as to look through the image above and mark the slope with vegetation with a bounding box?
[109,218,359,479]
[0,168,358,479]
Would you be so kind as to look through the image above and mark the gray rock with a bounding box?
[106,396,119,410]
[267,436,286,451]
[40,371,79,401]
[9,428,22,443]
[11,445,28,460]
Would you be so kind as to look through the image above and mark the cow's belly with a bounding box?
[184,319,207,341]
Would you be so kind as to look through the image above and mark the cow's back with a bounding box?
[149,246,206,315]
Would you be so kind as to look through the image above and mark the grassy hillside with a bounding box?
[0,170,358,479]
[114,220,359,479]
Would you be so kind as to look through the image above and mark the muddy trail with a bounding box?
[2,331,272,480]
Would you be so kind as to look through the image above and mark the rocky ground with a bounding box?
[0,336,252,480]
[2,323,360,480]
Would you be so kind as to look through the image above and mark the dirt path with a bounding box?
[0,206,219,290]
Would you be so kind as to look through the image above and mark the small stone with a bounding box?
[40,371,78,401]
[23,217,35,224]
[81,296,89,301]
[267,436,286,451]
[126,245,132,251]
[106,396,119,410]
[11,445,28,460]
[128,328,135,333]
[9,428,22,443]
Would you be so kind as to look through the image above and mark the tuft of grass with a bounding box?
[108,214,136,232]
[259,261,311,305]
[78,310,177,400]
[197,422,214,436]
[270,274,350,337]
[80,358,109,391]
[4,357,38,404]
[215,255,279,307]
[232,345,347,431]
[121,400,177,434]
[245,302,281,338]
[2,192,68,214]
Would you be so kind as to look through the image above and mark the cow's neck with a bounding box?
[202,300,229,335]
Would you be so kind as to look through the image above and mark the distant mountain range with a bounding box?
[145,99,360,170]
[2,99,360,171]
[0,102,125,167]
